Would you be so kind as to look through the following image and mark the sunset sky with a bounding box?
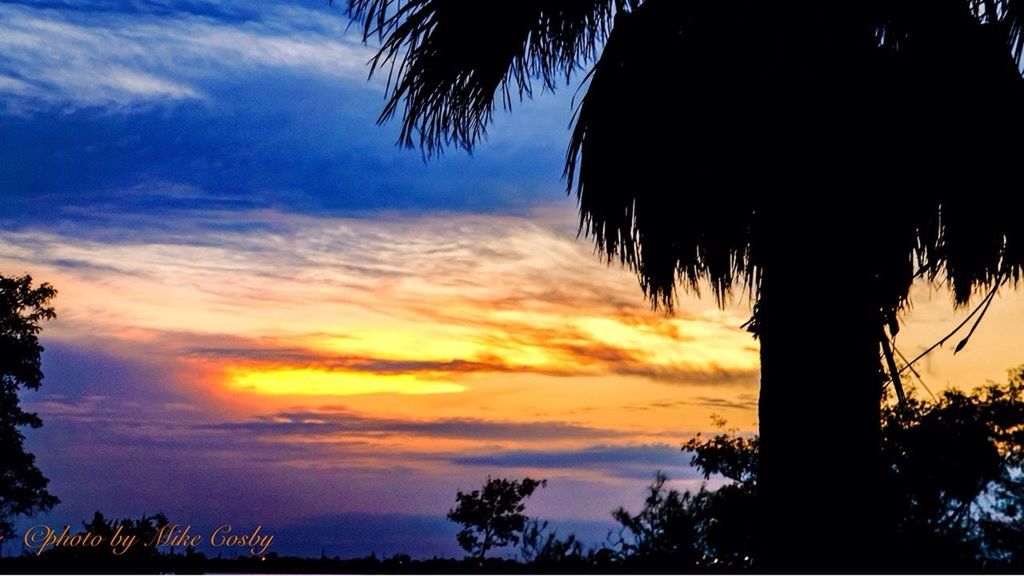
[3,0,1024,558]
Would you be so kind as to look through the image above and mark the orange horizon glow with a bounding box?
[3,208,1023,462]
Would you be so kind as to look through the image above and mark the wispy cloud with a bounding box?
[450,444,699,479]
[0,1,371,109]
[0,209,760,399]
[201,408,629,442]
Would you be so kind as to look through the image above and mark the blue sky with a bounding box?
[0,0,574,231]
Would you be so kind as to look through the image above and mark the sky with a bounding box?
[3,0,1024,559]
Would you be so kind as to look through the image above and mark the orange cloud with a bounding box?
[4,206,1018,446]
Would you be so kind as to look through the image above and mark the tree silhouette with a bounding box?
[608,471,703,568]
[0,274,59,544]
[518,518,583,566]
[663,369,1024,571]
[345,0,1024,568]
[447,476,546,559]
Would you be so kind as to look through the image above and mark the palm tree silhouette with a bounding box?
[346,0,1024,569]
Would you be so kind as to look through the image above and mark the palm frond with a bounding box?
[348,0,621,154]
[567,0,765,309]
[970,0,1024,66]
[348,0,1024,317]
[566,0,1024,314]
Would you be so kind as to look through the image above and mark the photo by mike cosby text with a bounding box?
[22,523,274,557]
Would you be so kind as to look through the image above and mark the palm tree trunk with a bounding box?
[754,226,885,571]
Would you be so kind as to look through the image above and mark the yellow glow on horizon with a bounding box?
[225,367,467,396]
[310,330,487,362]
